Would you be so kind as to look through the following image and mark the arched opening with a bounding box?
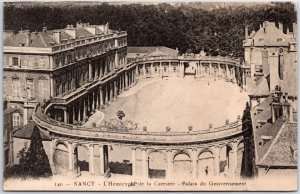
[53,142,68,175]
[219,145,232,177]
[173,152,192,177]
[197,150,214,177]
[148,151,166,179]
[74,144,89,176]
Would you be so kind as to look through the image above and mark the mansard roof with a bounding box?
[4,23,113,48]
[3,31,56,48]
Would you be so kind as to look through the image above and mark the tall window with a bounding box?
[12,57,19,66]
[13,112,21,127]
[26,79,34,99]
[40,57,45,68]
[12,78,20,97]
[38,79,44,100]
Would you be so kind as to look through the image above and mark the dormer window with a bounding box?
[277,38,283,42]
[259,38,264,42]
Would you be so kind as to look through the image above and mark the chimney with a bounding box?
[53,30,61,44]
[24,30,31,46]
[293,23,297,38]
[245,25,249,39]
[278,22,283,32]
[105,22,109,34]
[42,27,47,33]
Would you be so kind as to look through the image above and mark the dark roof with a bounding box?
[75,27,94,38]
[258,122,297,167]
[13,121,51,140]
[247,76,270,97]
[251,93,297,167]
[4,31,56,48]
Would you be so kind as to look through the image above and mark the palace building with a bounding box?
[243,21,297,178]
[4,21,296,180]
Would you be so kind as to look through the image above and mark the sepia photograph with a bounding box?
[2,1,297,191]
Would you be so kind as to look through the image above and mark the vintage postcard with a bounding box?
[3,1,297,191]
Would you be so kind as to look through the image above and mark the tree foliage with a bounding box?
[4,2,296,57]
[4,127,52,179]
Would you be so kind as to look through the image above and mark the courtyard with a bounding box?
[100,77,248,132]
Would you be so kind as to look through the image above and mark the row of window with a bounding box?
[53,38,126,68]
[10,56,47,68]
[10,78,46,99]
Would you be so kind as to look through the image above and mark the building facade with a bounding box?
[4,22,127,126]
[243,21,298,178]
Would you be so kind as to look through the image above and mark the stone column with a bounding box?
[87,94,90,113]
[169,62,171,77]
[213,146,220,176]
[230,142,238,178]
[132,70,135,84]
[49,139,55,171]
[218,63,221,76]
[166,150,173,179]
[68,142,74,177]
[105,86,109,106]
[89,60,92,81]
[192,149,198,179]
[209,63,212,75]
[120,76,123,92]
[63,109,68,123]
[91,92,95,110]
[125,72,128,90]
[99,87,104,108]
[95,90,99,109]
[72,106,75,123]
[99,145,105,175]
[160,62,162,77]
[115,51,119,68]
[151,63,153,77]
[113,80,117,101]
[131,147,137,177]
[143,64,146,77]
[226,64,229,78]
[89,144,95,175]
[109,83,113,103]
[83,98,86,118]
[141,148,148,179]
[78,104,81,122]
[94,63,97,79]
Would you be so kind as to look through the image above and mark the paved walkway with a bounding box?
[82,110,105,127]
[118,78,160,98]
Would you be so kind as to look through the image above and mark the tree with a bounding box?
[22,127,52,178]
[4,127,53,179]
[241,102,256,178]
